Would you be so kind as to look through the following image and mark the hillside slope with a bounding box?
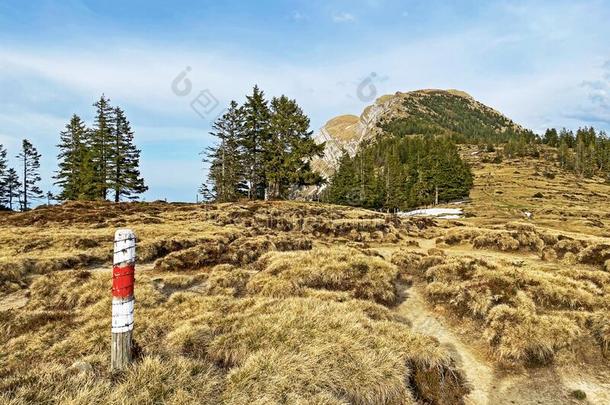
[1,154,610,403]
[311,89,527,181]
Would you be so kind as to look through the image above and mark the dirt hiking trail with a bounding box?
[395,284,610,405]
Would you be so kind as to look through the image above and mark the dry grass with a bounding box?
[2,187,609,401]
[461,144,610,237]
[0,201,475,404]
[1,267,469,404]
[483,292,581,364]
[0,201,422,292]
[247,247,405,305]
[391,248,610,364]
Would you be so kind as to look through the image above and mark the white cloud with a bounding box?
[332,12,356,23]
[0,29,606,138]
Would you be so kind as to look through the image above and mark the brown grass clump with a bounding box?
[225,234,312,266]
[391,250,609,363]
[576,242,610,266]
[0,254,105,292]
[589,311,610,356]
[167,296,469,404]
[390,250,427,278]
[152,234,236,271]
[483,293,581,364]
[204,264,251,296]
[153,233,312,272]
[0,355,224,404]
[2,269,470,404]
[247,247,402,306]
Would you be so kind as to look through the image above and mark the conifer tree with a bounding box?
[326,152,360,206]
[325,135,473,210]
[90,95,114,199]
[16,139,43,210]
[204,101,246,202]
[4,168,20,211]
[54,114,91,200]
[107,107,148,201]
[240,85,270,199]
[0,144,7,208]
[265,95,324,199]
[543,128,559,147]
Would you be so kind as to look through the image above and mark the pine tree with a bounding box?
[204,101,246,202]
[107,107,148,201]
[558,140,573,170]
[16,139,43,210]
[4,168,20,211]
[265,95,324,199]
[543,128,559,147]
[559,128,575,148]
[326,152,360,206]
[54,114,91,200]
[90,95,114,199]
[240,85,270,199]
[0,144,7,208]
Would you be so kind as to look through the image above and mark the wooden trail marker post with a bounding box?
[111,229,136,371]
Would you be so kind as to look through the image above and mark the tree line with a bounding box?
[542,127,610,179]
[201,85,325,201]
[324,135,473,211]
[487,126,610,181]
[55,95,147,202]
[0,140,44,211]
[0,95,147,211]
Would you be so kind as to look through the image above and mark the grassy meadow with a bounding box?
[1,149,609,404]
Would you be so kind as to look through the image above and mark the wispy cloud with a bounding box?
[573,60,610,125]
[332,12,356,23]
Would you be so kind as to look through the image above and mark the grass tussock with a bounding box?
[483,293,581,364]
[441,224,544,253]
[439,222,610,270]
[247,247,403,305]
[166,296,468,405]
[2,269,469,404]
[154,233,312,271]
[392,250,609,364]
[589,311,610,356]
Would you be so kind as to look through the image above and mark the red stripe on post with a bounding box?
[112,264,135,298]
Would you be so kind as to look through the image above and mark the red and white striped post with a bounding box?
[111,229,136,371]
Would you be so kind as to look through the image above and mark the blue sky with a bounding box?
[1,0,610,202]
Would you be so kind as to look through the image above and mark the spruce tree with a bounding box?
[265,95,324,199]
[325,134,473,210]
[543,128,559,147]
[4,168,20,211]
[240,85,270,199]
[90,95,114,199]
[326,152,360,206]
[107,107,148,201]
[54,114,91,200]
[204,101,246,202]
[0,144,7,208]
[16,139,43,210]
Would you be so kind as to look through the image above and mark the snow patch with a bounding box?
[399,207,463,219]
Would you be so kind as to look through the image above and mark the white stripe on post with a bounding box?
[111,229,136,371]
